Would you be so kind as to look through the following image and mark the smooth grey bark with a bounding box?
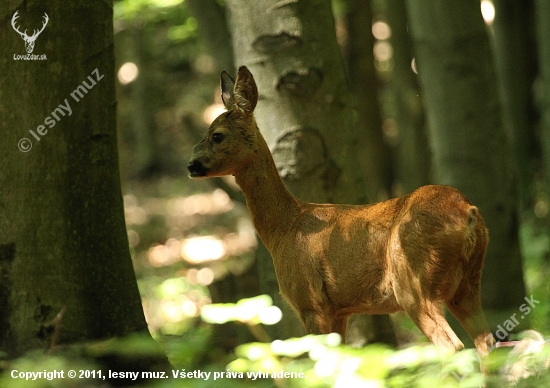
[0,2,148,356]
[492,0,538,210]
[405,0,528,336]
[225,0,395,345]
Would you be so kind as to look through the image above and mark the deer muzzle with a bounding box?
[187,159,209,178]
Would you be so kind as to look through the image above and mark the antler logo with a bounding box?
[11,11,49,54]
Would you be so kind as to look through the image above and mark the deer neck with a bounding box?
[234,131,300,250]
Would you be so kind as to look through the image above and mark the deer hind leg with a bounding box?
[392,252,463,354]
[446,234,496,357]
[402,296,463,355]
[446,279,495,357]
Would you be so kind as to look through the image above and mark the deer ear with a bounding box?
[233,66,258,114]
[221,71,236,110]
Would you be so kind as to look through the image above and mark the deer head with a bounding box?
[12,11,49,54]
[188,66,259,179]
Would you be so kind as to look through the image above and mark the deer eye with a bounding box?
[212,133,225,143]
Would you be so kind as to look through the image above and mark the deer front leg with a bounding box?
[331,316,349,343]
[299,309,333,334]
[299,310,348,342]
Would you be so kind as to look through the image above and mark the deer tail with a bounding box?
[462,206,479,260]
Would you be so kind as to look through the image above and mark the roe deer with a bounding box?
[188,66,496,356]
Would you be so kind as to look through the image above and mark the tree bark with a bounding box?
[225,0,396,345]
[0,2,148,356]
[405,0,528,337]
[384,0,430,195]
[186,0,235,75]
[345,0,393,201]
[536,0,550,199]
[492,0,538,210]
[130,26,160,178]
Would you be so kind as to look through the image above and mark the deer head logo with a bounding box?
[11,11,49,54]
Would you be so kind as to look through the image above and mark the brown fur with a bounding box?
[188,66,496,356]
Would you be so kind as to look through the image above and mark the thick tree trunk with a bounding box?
[492,0,538,210]
[0,2,148,356]
[405,0,528,337]
[225,0,396,345]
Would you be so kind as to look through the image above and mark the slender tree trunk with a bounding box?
[186,0,235,75]
[345,0,393,202]
[131,26,160,178]
[492,0,538,210]
[0,2,148,356]
[536,0,550,199]
[405,0,528,337]
[225,0,396,345]
[384,0,430,195]
[342,0,396,345]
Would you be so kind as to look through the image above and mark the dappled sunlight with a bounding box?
[258,306,283,325]
[127,229,140,247]
[181,235,227,263]
[148,241,180,267]
[201,295,282,326]
[124,186,258,336]
[411,58,418,74]
[385,345,439,369]
[161,299,185,322]
[314,352,339,377]
[382,118,399,146]
[169,188,233,216]
[149,0,183,7]
[146,225,256,267]
[372,21,391,40]
[142,276,211,334]
[203,103,226,125]
[181,299,199,317]
[187,267,215,286]
[373,19,393,73]
[118,62,139,85]
[481,0,495,26]
[374,41,393,62]
[124,194,148,225]
[142,196,256,266]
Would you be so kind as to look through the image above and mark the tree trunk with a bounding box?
[384,0,431,195]
[0,2,148,356]
[536,0,550,199]
[492,0,538,210]
[130,26,160,178]
[345,0,393,202]
[186,0,235,75]
[225,0,396,346]
[405,0,528,338]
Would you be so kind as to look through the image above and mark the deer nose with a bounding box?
[187,159,208,177]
